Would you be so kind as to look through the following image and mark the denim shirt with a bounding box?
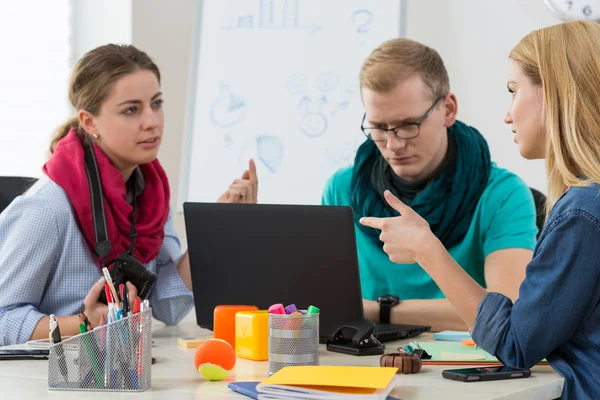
[472,182,600,399]
[0,176,193,345]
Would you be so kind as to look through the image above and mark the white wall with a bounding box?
[131,0,197,249]
[405,0,563,192]
[70,0,132,64]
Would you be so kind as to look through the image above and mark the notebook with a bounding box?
[253,366,399,399]
[228,381,401,400]
[431,330,471,342]
[413,341,549,366]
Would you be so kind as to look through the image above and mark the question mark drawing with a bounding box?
[352,9,373,34]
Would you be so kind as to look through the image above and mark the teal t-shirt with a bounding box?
[321,163,538,301]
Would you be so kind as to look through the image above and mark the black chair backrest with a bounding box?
[530,187,547,239]
[0,176,38,214]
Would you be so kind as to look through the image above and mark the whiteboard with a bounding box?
[180,0,405,207]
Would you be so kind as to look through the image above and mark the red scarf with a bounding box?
[43,129,170,268]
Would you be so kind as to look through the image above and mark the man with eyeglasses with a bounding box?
[322,38,537,331]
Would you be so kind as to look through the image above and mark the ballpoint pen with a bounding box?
[122,284,130,317]
[105,284,118,322]
[102,267,121,310]
[49,314,68,382]
[133,297,142,377]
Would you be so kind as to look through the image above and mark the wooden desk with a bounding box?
[0,310,564,399]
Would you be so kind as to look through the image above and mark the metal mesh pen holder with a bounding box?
[48,308,152,392]
[268,312,319,375]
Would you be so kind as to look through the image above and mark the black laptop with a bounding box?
[183,202,430,343]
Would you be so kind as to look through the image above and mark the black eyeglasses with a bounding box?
[361,96,444,142]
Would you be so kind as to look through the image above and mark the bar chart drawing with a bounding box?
[221,0,321,33]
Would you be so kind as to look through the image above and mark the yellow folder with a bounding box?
[258,366,398,398]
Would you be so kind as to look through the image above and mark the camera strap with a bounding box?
[83,141,137,266]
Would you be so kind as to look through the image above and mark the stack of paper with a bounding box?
[431,330,472,342]
[254,366,399,400]
[413,341,549,366]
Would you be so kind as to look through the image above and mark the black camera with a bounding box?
[98,252,157,305]
[82,141,158,306]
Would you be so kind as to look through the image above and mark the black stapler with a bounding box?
[326,318,385,356]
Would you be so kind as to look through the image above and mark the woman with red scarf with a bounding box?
[0,44,258,345]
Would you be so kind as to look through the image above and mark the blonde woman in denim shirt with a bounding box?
[0,44,258,345]
[361,20,600,399]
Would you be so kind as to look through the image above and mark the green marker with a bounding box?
[306,305,320,314]
[79,323,103,387]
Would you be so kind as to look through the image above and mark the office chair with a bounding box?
[0,176,38,214]
[530,187,546,239]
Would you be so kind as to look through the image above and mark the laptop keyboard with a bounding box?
[373,323,430,342]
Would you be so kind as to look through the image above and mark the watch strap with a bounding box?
[379,303,392,324]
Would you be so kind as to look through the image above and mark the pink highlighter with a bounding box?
[268,303,285,314]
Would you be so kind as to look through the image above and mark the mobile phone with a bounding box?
[442,366,531,382]
[0,349,50,360]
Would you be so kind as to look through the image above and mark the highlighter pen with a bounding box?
[49,315,68,382]
[306,305,320,314]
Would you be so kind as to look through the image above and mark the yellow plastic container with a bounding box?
[235,310,269,361]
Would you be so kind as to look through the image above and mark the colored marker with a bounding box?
[268,303,285,314]
[306,305,320,314]
[79,322,103,387]
[284,304,298,314]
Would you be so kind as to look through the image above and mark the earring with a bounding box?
[92,133,99,139]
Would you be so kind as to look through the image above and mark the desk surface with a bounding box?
[0,310,564,399]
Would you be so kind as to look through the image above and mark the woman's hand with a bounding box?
[83,278,138,326]
[359,190,439,264]
[218,159,259,204]
[83,278,110,327]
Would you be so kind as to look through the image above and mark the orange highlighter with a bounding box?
[462,338,476,347]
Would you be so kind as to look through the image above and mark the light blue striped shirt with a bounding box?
[0,176,193,345]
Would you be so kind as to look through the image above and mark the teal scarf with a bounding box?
[351,120,491,249]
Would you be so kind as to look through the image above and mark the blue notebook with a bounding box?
[227,381,401,400]
[431,330,471,342]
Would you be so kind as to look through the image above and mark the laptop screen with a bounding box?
[183,202,365,341]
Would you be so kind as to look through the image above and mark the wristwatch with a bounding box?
[377,294,400,324]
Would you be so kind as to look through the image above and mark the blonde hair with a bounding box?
[50,44,161,153]
[510,20,600,214]
[359,38,449,99]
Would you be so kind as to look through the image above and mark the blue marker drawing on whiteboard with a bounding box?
[256,135,284,173]
[238,136,283,180]
[327,140,361,167]
[297,96,328,138]
[287,74,308,95]
[224,134,234,148]
[315,71,340,93]
[330,100,350,117]
[352,9,373,34]
[222,0,322,33]
[210,82,248,127]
